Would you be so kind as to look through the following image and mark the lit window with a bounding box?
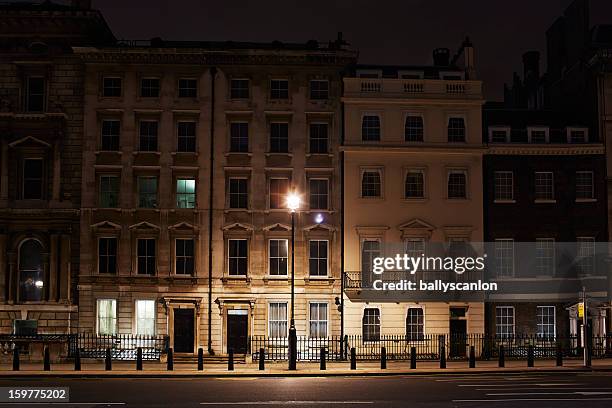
[309,302,328,338]
[269,239,288,276]
[97,299,117,335]
[135,300,156,335]
[176,178,196,209]
[269,302,288,338]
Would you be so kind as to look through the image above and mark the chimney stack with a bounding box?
[433,48,450,66]
[522,51,540,82]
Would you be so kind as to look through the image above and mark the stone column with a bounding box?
[49,234,58,302]
[0,140,8,201]
[0,234,6,301]
[59,234,71,302]
[52,139,61,202]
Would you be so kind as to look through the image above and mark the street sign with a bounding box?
[578,302,584,318]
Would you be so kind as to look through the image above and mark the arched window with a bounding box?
[19,239,44,302]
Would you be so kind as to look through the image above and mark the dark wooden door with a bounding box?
[450,319,467,358]
[173,308,194,353]
[227,314,248,354]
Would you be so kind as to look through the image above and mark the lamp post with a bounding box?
[286,192,300,370]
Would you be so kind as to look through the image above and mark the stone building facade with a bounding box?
[75,38,356,355]
[0,1,113,335]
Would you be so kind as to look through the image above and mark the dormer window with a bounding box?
[528,127,549,144]
[489,127,510,143]
[567,127,588,143]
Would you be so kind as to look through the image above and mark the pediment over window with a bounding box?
[8,136,51,148]
[304,223,335,232]
[262,223,291,232]
[222,222,254,232]
[442,225,474,241]
[128,221,161,231]
[398,218,435,239]
[90,220,122,232]
[168,221,199,232]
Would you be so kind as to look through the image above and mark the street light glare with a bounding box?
[286,192,301,211]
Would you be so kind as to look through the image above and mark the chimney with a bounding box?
[522,51,540,82]
[71,0,92,9]
[433,48,450,66]
[462,37,476,80]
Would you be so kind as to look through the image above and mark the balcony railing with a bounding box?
[345,78,482,99]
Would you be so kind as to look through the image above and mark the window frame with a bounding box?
[268,301,288,338]
[308,122,329,154]
[268,238,289,276]
[308,302,329,338]
[25,76,46,113]
[566,127,589,143]
[269,121,289,153]
[447,169,468,199]
[175,178,196,209]
[575,171,595,201]
[269,79,289,100]
[174,238,195,276]
[534,171,555,202]
[96,298,117,335]
[22,157,44,200]
[493,171,514,202]
[99,174,120,208]
[98,236,118,275]
[136,237,156,276]
[535,238,555,276]
[406,307,425,341]
[308,239,329,277]
[101,76,122,98]
[135,299,156,336]
[360,168,383,199]
[228,176,249,209]
[488,126,510,143]
[177,78,197,98]
[100,119,121,151]
[137,176,158,208]
[447,116,466,143]
[229,121,249,153]
[309,79,329,100]
[404,114,424,142]
[494,238,514,278]
[138,120,159,152]
[268,177,290,210]
[495,306,515,338]
[176,120,197,153]
[308,178,329,210]
[229,78,250,100]
[361,114,381,142]
[140,77,160,98]
[527,126,549,143]
[536,305,556,340]
[362,307,381,342]
[404,168,425,199]
[228,238,248,276]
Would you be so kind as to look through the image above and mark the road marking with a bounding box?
[487,392,612,396]
[0,404,125,406]
[477,387,612,391]
[200,402,374,405]
[458,383,585,387]
[453,398,612,402]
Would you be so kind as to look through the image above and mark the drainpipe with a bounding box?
[207,66,217,355]
[340,72,346,354]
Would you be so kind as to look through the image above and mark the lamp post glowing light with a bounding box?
[286,191,300,370]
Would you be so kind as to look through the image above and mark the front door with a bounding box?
[450,319,467,358]
[173,308,194,353]
[227,313,248,354]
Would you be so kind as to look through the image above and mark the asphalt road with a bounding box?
[1,372,612,407]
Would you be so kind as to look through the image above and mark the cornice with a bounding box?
[485,144,605,156]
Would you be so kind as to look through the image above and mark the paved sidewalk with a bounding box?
[1,358,611,377]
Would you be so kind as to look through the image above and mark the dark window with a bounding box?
[229,178,248,209]
[230,122,249,153]
[230,79,250,99]
[140,78,160,97]
[448,172,467,199]
[99,175,119,208]
[309,80,329,100]
[269,239,288,276]
[102,77,122,97]
[137,238,156,275]
[362,308,381,342]
[309,240,328,277]
[98,238,117,274]
[362,115,381,141]
[570,130,587,143]
[576,171,594,200]
[270,79,289,99]
[406,308,424,340]
[228,239,248,275]
[177,121,196,152]
[138,177,158,208]
[534,172,554,201]
[531,130,547,143]
[101,120,120,151]
[491,130,508,143]
[361,171,381,198]
[309,179,328,210]
[361,240,381,277]
[270,122,289,153]
[448,117,466,142]
[139,121,158,151]
[269,178,289,209]
[309,123,328,153]
[19,239,44,301]
[178,79,197,98]
[405,171,424,198]
[23,159,43,199]
[405,116,423,142]
[175,239,194,275]
[26,77,45,112]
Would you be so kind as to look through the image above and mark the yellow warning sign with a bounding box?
[578,302,584,318]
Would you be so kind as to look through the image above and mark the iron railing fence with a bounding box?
[251,335,346,362]
[0,334,72,355]
[68,334,169,361]
[250,334,612,361]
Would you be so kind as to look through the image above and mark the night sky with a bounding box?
[95,0,612,100]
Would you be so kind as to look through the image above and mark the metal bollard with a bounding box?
[439,346,446,369]
[469,346,475,368]
[498,345,505,368]
[228,348,234,371]
[74,348,81,371]
[320,347,326,371]
[556,344,563,367]
[259,348,265,371]
[527,345,534,367]
[105,348,112,371]
[198,348,204,371]
[43,346,51,371]
[136,347,143,371]
[167,348,174,371]
[380,346,387,370]
[12,347,19,371]
[410,346,416,369]
[350,347,356,370]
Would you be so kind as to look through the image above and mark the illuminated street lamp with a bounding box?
[286,191,300,370]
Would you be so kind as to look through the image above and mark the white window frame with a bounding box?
[308,301,329,338]
[362,307,381,342]
[534,171,555,202]
[495,306,515,338]
[406,306,425,341]
[308,239,329,277]
[268,238,289,276]
[174,238,195,275]
[97,236,118,274]
[135,299,156,336]
[268,302,288,338]
[566,127,589,143]
[527,126,550,143]
[488,126,511,143]
[495,239,514,277]
[575,171,595,202]
[96,298,117,335]
[494,171,514,203]
[536,305,556,339]
[535,238,555,276]
[308,177,329,210]
[227,238,248,276]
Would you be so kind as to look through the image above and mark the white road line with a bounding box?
[0,404,125,406]
[453,398,612,402]
[458,383,585,387]
[487,392,612,396]
[200,402,375,405]
[477,387,612,391]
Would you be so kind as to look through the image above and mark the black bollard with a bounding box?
[74,348,81,371]
[498,345,505,368]
[410,346,416,369]
[320,347,326,371]
[136,347,143,371]
[439,346,446,369]
[12,347,19,371]
[259,348,265,371]
[228,348,234,371]
[43,346,51,371]
[380,346,387,370]
[527,345,534,367]
[469,346,475,368]
[167,348,174,371]
[198,348,204,371]
[556,344,563,367]
[350,347,356,370]
[105,348,112,371]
